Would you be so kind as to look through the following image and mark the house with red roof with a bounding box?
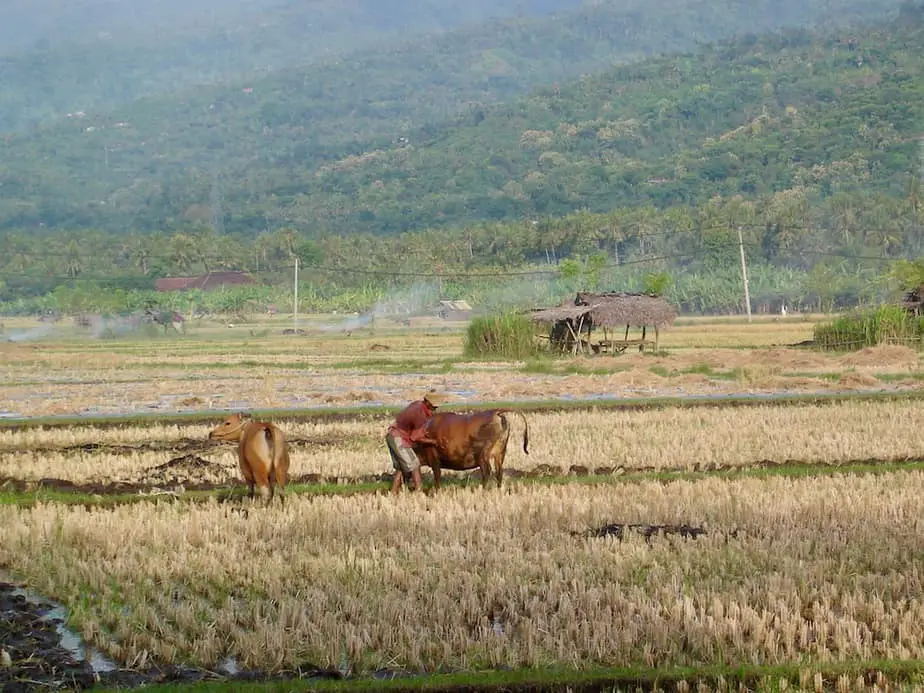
[154,271,255,292]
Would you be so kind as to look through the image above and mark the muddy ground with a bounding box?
[0,579,346,692]
[2,439,920,500]
[0,518,707,693]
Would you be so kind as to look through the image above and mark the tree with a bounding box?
[643,272,673,296]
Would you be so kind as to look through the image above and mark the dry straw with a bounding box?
[1,327,921,418]
[3,400,924,483]
[1,473,922,672]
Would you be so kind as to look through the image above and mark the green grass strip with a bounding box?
[4,459,924,509]
[0,480,383,508]
[3,389,924,431]
[96,658,924,693]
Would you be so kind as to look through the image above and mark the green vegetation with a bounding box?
[4,9,924,317]
[1,4,920,238]
[95,659,924,693]
[813,305,924,350]
[0,0,590,133]
[7,457,924,510]
[649,363,737,379]
[464,313,540,359]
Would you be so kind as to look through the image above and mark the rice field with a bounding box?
[1,313,922,420]
[3,475,924,674]
[3,315,924,692]
[2,399,923,487]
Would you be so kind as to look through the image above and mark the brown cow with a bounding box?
[407,409,529,491]
[208,413,290,504]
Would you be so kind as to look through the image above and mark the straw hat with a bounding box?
[422,391,450,407]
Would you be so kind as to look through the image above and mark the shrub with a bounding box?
[463,313,539,359]
[813,306,924,351]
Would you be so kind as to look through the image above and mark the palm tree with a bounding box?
[63,240,83,279]
[168,234,197,275]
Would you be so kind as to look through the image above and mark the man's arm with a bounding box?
[408,426,438,446]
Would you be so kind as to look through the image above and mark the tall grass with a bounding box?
[464,313,539,359]
[813,306,924,351]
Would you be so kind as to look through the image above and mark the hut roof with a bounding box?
[528,302,589,323]
[439,300,472,311]
[529,292,678,328]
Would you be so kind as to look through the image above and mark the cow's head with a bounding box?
[208,413,249,441]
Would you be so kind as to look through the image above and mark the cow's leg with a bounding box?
[495,439,511,488]
[479,451,491,489]
[432,463,442,491]
[252,461,271,506]
[273,464,287,505]
[240,458,257,501]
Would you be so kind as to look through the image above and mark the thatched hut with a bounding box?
[901,285,924,316]
[529,292,678,355]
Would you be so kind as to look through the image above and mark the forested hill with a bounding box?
[0,0,586,133]
[1,1,920,239]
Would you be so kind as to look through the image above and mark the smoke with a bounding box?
[315,281,440,332]
[472,275,568,315]
[91,314,146,339]
[316,312,374,333]
[5,325,54,342]
[312,274,575,332]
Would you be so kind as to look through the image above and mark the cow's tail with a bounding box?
[497,410,530,456]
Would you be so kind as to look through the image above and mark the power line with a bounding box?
[0,253,695,283]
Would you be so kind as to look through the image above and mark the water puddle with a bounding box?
[218,655,240,676]
[1,572,119,675]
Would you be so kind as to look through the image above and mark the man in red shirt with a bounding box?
[387,390,448,494]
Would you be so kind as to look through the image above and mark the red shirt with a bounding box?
[388,400,434,445]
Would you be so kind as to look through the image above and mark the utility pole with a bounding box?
[293,257,299,331]
[737,225,752,323]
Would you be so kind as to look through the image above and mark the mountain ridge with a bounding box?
[0,0,917,238]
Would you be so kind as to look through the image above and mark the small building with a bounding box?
[438,300,472,322]
[529,291,678,354]
[155,271,255,293]
[901,284,924,316]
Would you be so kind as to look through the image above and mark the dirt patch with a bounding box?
[839,345,920,368]
[575,523,708,541]
[758,347,828,369]
[137,454,237,488]
[837,372,881,388]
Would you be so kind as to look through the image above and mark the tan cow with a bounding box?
[208,413,290,504]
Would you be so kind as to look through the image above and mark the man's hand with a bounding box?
[409,428,436,446]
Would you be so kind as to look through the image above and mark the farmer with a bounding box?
[386,390,449,494]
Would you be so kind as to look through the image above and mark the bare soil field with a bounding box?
[1,314,922,419]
